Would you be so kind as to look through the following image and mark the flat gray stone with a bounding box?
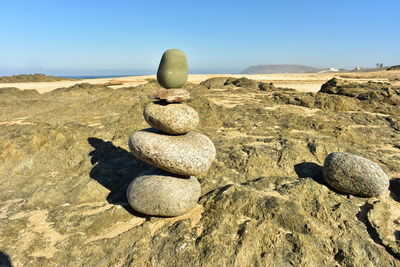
[127,167,201,217]
[323,152,389,197]
[143,102,199,134]
[150,88,190,103]
[129,129,215,176]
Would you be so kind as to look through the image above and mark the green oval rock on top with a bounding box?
[157,49,188,89]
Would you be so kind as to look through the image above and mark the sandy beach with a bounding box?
[1,70,399,94]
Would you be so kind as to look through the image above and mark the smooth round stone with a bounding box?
[157,49,188,89]
[143,102,199,134]
[127,167,201,217]
[323,152,389,197]
[129,129,216,176]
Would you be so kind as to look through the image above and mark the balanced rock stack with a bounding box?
[127,49,216,217]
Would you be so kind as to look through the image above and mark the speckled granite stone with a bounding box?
[323,152,389,197]
[143,102,199,134]
[127,167,201,217]
[129,129,215,176]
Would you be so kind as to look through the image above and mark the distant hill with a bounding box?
[242,64,321,74]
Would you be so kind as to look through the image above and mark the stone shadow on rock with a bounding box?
[0,251,12,267]
[389,178,400,202]
[294,162,325,185]
[88,137,150,217]
[356,202,400,260]
[294,162,351,196]
[395,230,400,242]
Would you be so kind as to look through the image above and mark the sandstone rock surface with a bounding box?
[129,129,215,176]
[143,102,199,134]
[323,152,389,197]
[319,78,400,105]
[127,167,201,217]
[1,76,400,266]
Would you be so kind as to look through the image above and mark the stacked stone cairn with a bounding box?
[126,49,216,217]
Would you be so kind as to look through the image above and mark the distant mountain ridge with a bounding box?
[242,64,321,74]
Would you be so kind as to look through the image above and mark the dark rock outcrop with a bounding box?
[200,77,274,91]
[0,73,76,83]
[387,65,400,71]
[319,78,400,106]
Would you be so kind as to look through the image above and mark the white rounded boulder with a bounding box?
[127,168,201,217]
[129,129,215,176]
[143,102,199,134]
[323,152,389,197]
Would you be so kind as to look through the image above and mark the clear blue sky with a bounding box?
[1,0,399,76]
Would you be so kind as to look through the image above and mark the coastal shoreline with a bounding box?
[0,70,399,94]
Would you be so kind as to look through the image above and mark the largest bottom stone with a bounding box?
[127,167,201,217]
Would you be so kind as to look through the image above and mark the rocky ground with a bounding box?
[0,77,400,266]
[0,74,76,83]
